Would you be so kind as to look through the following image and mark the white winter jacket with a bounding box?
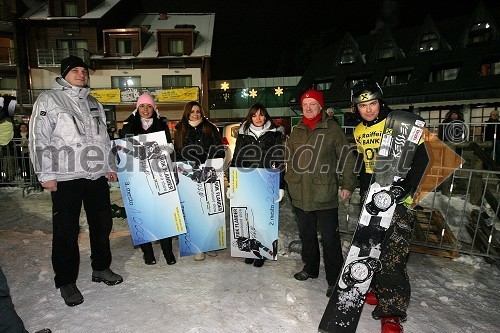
[29,77,115,183]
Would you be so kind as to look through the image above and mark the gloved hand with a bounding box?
[275,189,285,203]
[226,187,234,199]
[165,142,175,154]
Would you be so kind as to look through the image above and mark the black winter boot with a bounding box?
[140,242,156,265]
[143,252,156,265]
[160,237,175,265]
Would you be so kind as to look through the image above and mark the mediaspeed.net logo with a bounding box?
[31,125,465,197]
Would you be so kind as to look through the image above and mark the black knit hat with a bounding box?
[60,55,89,78]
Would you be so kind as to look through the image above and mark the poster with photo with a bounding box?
[229,167,280,260]
[114,131,186,246]
[176,158,226,256]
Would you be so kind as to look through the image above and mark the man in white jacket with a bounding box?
[29,56,123,307]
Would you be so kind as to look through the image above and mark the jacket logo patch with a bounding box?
[90,107,98,111]
[40,111,47,116]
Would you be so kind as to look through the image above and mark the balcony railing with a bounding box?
[0,47,16,66]
[36,49,92,68]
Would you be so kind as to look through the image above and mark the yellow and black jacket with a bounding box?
[354,106,429,203]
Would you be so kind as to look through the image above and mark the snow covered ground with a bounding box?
[0,187,499,333]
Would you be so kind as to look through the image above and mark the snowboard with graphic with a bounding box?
[318,111,425,333]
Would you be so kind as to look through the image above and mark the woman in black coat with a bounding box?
[228,102,286,267]
[120,93,176,266]
[173,101,225,165]
[173,101,225,261]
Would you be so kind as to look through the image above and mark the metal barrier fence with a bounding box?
[0,138,41,195]
[339,159,500,262]
[410,164,500,261]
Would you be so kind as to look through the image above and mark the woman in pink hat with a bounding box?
[120,93,176,266]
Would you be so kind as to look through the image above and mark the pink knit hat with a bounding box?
[136,93,156,109]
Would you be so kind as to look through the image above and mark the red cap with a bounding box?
[301,90,324,108]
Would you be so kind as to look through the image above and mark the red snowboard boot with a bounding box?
[381,317,403,333]
[365,290,378,305]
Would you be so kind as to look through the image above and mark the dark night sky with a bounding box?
[141,0,498,80]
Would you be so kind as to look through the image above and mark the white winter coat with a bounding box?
[29,77,115,183]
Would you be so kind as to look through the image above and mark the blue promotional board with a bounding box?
[176,158,227,256]
[114,132,186,246]
[229,167,280,260]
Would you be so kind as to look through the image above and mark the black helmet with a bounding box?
[351,80,383,105]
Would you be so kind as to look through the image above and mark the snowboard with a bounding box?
[318,110,425,333]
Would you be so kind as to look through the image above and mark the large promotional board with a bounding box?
[114,132,186,246]
[176,158,227,256]
[229,167,280,260]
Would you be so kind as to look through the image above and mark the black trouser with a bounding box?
[371,204,415,321]
[140,238,173,258]
[0,266,27,333]
[51,177,113,288]
[294,207,343,286]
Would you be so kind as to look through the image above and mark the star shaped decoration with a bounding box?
[274,86,284,96]
[249,89,258,98]
[220,81,230,91]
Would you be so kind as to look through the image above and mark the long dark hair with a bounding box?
[174,101,217,150]
[242,103,276,133]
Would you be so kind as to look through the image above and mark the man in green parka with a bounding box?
[285,89,357,297]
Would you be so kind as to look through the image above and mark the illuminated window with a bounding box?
[419,33,439,53]
[62,2,78,17]
[0,75,16,89]
[111,76,141,88]
[377,41,396,60]
[383,69,412,86]
[417,109,451,127]
[480,59,500,76]
[169,39,184,55]
[315,81,332,91]
[57,40,87,50]
[340,47,356,64]
[469,21,493,44]
[429,67,459,82]
[162,75,192,88]
[116,39,133,56]
[344,78,368,90]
